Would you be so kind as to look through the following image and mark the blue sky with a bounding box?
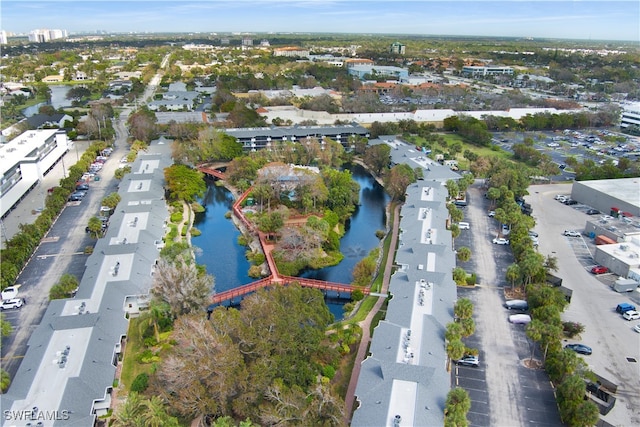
[2,1,638,41]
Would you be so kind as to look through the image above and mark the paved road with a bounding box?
[0,120,131,377]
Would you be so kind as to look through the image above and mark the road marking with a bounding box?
[41,236,60,243]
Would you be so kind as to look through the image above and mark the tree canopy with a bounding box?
[163,164,206,203]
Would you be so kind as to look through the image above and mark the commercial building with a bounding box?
[571,178,640,218]
[273,47,310,57]
[592,236,640,279]
[1,130,69,219]
[352,139,459,426]
[620,103,640,134]
[461,66,514,77]
[347,65,409,81]
[0,140,171,427]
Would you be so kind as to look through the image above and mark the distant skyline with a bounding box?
[2,1,639,42]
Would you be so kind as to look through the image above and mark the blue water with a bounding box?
[193,185,253,293]
[194,164,390,320]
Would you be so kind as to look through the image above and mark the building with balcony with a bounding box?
[461,66,514,77]
[0,130,69,219]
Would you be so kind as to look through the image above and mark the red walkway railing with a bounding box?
[199,164,367,307]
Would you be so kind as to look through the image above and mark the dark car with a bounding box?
[591,265,609,274]
[586,209,600,215]
[76,184,89,191]
[565,343,592,355]
[564,199,578,205]
[68,192,86,201]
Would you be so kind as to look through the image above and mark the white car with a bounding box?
[0,298,24,310]
[493,238,510,245]
[1,285,20,300]
[488,211,496,217]
[622,310,640,321]
[634,323,640,333]
[563,230,581,237]
[509,314,532,324]
[457,222,470,230]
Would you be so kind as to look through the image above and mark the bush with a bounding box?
[248,265,262,278]
[351,289,364,301]
[130,373,149,392]
[562,321,585,338]
[170,211,183,223]
[375,229,386,239]
[322,365,336,380]
[465,273,477,286]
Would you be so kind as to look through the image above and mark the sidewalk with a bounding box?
[1,140,91,248]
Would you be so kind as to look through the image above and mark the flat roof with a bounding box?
[0,129,59,176]
[574,178,640,210]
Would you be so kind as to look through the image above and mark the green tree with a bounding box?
[163,165,206,203]
[0,369,10,393]
[363,144,391,175]
[1,313,13,337]
[137,300,172,343]
[102,192,122,210]
[557,375,599,427]
[384,163,415,201]
[454,298,474,320]
[445,387,471,427]
[87,216,104,238]
[49,273,79,300]
[456,246,472,262]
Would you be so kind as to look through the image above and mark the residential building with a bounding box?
[0,30,7,45]
[0,130,69,219]
[25,113,73,130]
[224,124,369,151]
[390,42,406,55]
[352,138,460,426]
[28,28,68,43]
[0,139,171,426]
[273,47,310,58]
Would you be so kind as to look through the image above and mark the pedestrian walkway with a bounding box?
[343,202,400,421]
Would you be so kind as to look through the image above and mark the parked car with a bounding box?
[457,222,470,230]
[634,323,640,333]
[76,184,90,191]
[563,230,581,237]
[1,286,20,300]
[528,230,539,238]
[68,192,86,202]
[493,238,510,245]
[0,298,24,310]
[616,303,636,314]
[564,199,578,205]
[454,355,479,367]
[565,343,592,355]
[622,310,640,321]
[509,314,532,324]
[504,299,529,311]
[591,265,609,274]
[586,209,600,215]
[488,211,496,217]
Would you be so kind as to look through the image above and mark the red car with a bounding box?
[591,265,609,274]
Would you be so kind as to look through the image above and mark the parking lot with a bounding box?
[453,184,561,427]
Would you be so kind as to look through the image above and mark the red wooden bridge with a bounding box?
[198,163,369,307]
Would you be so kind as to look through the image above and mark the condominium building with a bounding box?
[461,65,514,77]
[28,29,68,43]
[620,103,640,133]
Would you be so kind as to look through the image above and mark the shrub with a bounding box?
[248,265,262,278]
[375,229,386,239]
[562,321,585,338]
[191,227,201,237]
[322,365,336,380]
[465,273,477,286]
[130,373,149,392]
[351,289,364,301]
[170,211,183,223]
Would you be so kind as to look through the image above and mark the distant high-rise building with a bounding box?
[0,30,7,45]
[28,28,68,43]
[242,37,253,46]
[390,42,406,55]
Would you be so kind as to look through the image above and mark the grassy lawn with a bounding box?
[119,318,155,390]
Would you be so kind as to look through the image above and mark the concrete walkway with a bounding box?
[343,202,401,422]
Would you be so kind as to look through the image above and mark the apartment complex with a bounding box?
[620,103,640,134]
[28,29,68,43]
[352,139,460,426]
[0,140,171,426]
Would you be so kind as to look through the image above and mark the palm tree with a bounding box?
[137,300,170,343]
[112,392,144,427]
[142,396,179,427]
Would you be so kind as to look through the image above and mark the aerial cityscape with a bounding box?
[1,1,639,427]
